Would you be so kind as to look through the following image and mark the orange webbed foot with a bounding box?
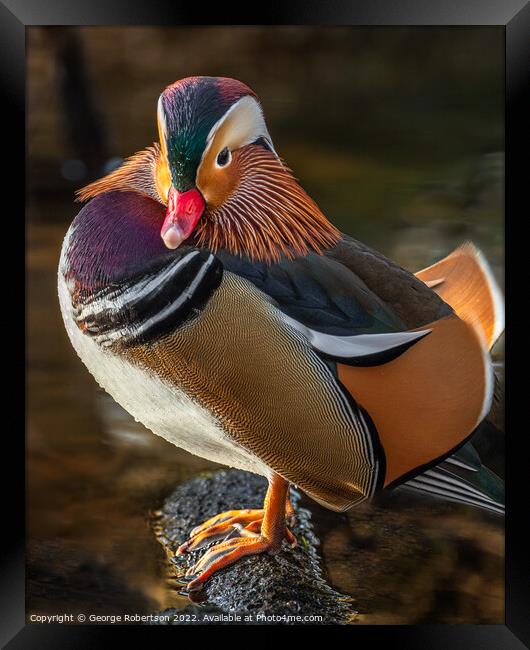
[176,509,265,554]
[177,507,296,556]
[178,475,295,593]
[185,535,275,592]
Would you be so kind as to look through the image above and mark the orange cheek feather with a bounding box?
[197,150,240,209]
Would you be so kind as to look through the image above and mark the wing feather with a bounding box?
[415,242,504,349]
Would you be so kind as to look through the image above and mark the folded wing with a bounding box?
[415,242,504,350]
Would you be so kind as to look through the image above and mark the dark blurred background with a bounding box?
[27,26,504,624]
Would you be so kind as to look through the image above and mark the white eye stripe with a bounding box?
[200,96,278,171]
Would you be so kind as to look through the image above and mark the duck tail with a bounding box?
[396,442,504,516]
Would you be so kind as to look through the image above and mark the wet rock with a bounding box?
[152,470,353,624]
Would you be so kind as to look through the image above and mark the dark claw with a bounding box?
[178,579,205,598]
[177,578,204,597]
[187,587,207,603]
[173,576,187,586]
[179,574,197,583]
[176,542,189,556]
[174,575,196,586]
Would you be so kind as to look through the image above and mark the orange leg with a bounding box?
[177,480,296,555]
[286,492,296,527]
[183,474,292,592]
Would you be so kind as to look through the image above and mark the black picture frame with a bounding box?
[7,0,529,645]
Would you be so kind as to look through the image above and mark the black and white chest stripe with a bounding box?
[71,249,222,348]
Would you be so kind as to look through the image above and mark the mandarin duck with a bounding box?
[58,76,505,592]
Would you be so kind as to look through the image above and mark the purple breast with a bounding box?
[64,191,168,293]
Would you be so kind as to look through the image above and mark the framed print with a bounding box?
[5,0,529,646]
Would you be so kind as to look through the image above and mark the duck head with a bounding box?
[78,76,339,263]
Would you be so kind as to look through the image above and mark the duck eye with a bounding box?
[216,147,231,167]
